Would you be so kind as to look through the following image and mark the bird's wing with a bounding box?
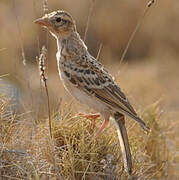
[63,55,149,131]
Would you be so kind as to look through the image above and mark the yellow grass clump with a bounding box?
[0,93,170,179]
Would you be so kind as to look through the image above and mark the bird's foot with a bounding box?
[94,118,109,137]
[75,112,100,128]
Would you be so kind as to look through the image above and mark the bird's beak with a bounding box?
[34,16,50,27]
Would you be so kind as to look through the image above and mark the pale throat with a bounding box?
[57,38,62,52]
[55,33,70,59]
[49,30,63,52]
[56,38,62,62]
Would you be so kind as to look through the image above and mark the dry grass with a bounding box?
[0,92,171,179]
[0,58,178,179]
[1,56,178,179]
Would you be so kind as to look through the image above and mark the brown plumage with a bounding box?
[35,10,150,175]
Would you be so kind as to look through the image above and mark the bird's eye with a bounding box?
[56,17,62,22]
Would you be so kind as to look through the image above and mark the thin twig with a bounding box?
[35,56,43,123]
[33,0,41,56]
[38,46,52,138]
[96,43,103,61]
[84,0,95,42]
[43,0,49,45]
[42,0,49,70]
[42,0,49,15]
[12,0,26,65]
[120,0,156,65]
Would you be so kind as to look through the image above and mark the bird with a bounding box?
[35,10,150,175]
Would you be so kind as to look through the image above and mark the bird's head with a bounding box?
[34,10,76,38]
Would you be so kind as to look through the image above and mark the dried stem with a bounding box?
[33,0,41,56]
[84,0,95,42]
[42,0,49,70]
[38,46,52,138]
[120,0,156,65]
[42,0,49,15]
[42,0,49,59]
[96,43,103,61]
[12,0,26,66]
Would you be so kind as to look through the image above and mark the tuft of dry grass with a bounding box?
[0,91,171,179]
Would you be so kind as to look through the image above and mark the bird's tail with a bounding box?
[114,112,132,175]
[128,113,150,133]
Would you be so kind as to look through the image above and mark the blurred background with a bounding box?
[0,0,179,178]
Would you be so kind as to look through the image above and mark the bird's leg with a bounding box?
[77,112,100,128]
[94,118,109,137]
[77,113,109,136]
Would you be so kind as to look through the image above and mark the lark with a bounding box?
[35,10,150,175]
